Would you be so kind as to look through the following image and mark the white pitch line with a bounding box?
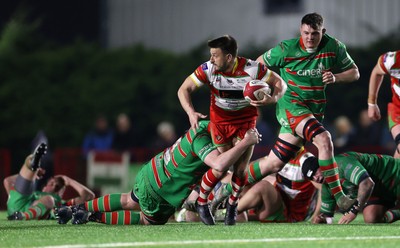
[37,236,400,248]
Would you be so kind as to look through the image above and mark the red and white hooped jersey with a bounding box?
[190,57,272,124]
[275,150,318,222]
[378,51,400,105]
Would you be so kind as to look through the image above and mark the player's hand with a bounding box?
[322,71,336,85]
[35,168,46,179]
[338,211,357,224]
[367,104,381,121]
[188,112,207,130]
[248,93,274,107]
[312,213,331,224]
[55,175,70,186]
[244,128,262,145]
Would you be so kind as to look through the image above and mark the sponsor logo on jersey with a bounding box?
[297,62,325,78]
[267,49,272,59]
[226,79,234,85]
[202,63,208,70]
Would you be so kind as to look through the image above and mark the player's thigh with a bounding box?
[255,181,283,219]
[363,204,387,223]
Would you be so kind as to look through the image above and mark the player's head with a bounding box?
[208,35,238,72]
[300,152,324,183]
[42,176,66,194]
[300,13,326,51]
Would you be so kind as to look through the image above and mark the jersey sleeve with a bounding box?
[335,155,369,185]
[378,51,397,74]
[190,62,212,87]
[334,39,355,71]
[261,42,286,67]
[192,133,217,161]
[319,183,336,217]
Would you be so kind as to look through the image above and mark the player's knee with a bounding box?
[39,195,55,209]
[271,138,301,164]
[312,131,333,151]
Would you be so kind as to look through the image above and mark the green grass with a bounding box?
[1,211,399,248]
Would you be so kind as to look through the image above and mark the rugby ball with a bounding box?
[243,80,272,101]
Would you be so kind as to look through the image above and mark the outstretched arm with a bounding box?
[177,76,207,130]
[204,129,261,171]
[56,175,95,205]
[367,62,387,121]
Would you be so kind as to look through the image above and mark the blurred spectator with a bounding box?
[82,114,114,157]
[332,115,357,154]
[154,121,177,151]
[353,109,382,148]
[112,113,136,153]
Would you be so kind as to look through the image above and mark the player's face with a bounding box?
[209,48,231,72]
[42,178,57,193]
[300,24,325,49]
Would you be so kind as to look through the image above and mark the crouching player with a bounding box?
[303,151,400,224]
[56,120,261,225]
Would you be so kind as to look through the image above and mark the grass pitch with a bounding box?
[1,211,399,248]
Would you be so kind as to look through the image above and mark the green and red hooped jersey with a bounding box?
[261,34,355,127]
[143,120,218,208]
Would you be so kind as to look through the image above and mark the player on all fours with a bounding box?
[304,151,400,224]
[252,12,359,212]
[177,35,287,225]
[5,143,95,221]
[367,50,400,158]
[55,120,262,225]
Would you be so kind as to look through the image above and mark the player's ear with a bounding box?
[322,28,326,34]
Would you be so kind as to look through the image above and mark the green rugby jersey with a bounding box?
[143,120,217,208]
[261,34,355,121]
[320,152,400,215]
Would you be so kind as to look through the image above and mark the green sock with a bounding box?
[101,210,141,225]
[247,161,263,184]
[86,193,122,212]
[384,209,400,223]
[23,202,48,220]
[319,158,345,201]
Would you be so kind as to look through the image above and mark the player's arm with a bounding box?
[338,176,374,224]
[367,60,387,121]
[249,70,287,107]
[323,64,360,85]
[55,175,95,205]
[204,129,261,172]
[177,76,207,130]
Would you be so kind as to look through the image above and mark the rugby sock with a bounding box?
[229,173,245,204]
[22,202,47,220]
[198,169,220,205]
[85,194,122,212]
[100,210,140,225]
[319,158,345,201]
[246,161,263,184]
[383,209,400,223]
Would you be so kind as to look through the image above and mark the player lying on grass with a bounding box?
[5,143,95,221]
[55,120,262,225]
[301,151,400,224]
[181,148,322,223]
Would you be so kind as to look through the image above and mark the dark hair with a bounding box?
[301,12,324,30]
[53,176,66,193]
[207,35,238,57]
